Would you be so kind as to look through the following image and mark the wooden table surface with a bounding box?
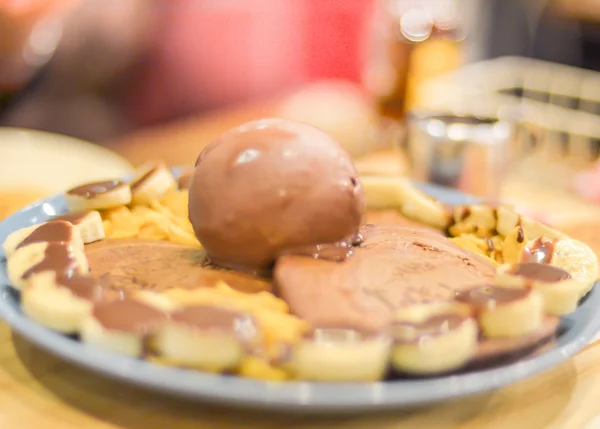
[4,100,600,429]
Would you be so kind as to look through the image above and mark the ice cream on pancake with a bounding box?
[188,118,366,274]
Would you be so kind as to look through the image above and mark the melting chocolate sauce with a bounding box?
[67,180,126,199]
[281,224,375,262]
[56,273,113,302]
[508,263,571,283]
[54,212,91,226]
[22,243,80,280]
[16,221,73,250]
[455,285,529,307]
[93,299,167,333]
[395,313,466,340]
[284,242,355,262]
[517,226,525,243]
[520,237,557,264]
[171,305,255,337]
[130,166,159,191]
[460,207,471,222]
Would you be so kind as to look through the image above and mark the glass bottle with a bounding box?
[362,0,465,121]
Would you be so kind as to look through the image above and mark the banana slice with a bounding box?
[495,263,586,315]
[130,162,177,205]
[3,220,83,258]
[455,285,544,338]
[391,303,477,375]
[22,272,115,333]
[449,204,499,238]
[520,237,599,296]
[502,226,528,264]
[54,211,105,244]
[65,179,131,212]
[154,305,257,371]
[80,298,169,357]
[496,206,567,241]
[288,327,391,382]
[360,176,451,229]
[7,242,89,290]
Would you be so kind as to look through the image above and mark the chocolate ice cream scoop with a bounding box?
[188,118,366,273]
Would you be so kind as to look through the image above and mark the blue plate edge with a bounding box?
[0,175,597,413]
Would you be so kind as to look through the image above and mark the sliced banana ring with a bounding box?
[3,220,83,258]
[392,303,477,375]
[155,305,257,372]
[360,175,451,229]
[288,327,391,382]
[130,162,177,205]
[455,285,544,338]
[65,179,132,212]
[520,237,599,295]
[53,211,105,244]
[22,272,113,334]
[502,225,528,264]
[80,298,169,357]
[495,262,585,316]
[7,242,89,290]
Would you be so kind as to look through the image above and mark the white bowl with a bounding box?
[0,127,133,190]
[0,128,134,217]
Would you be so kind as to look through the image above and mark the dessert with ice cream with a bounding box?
[2,118,597,382]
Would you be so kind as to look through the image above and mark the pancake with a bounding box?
[275,225,558,366]
[85,239,271,294]
[275,226,496,314]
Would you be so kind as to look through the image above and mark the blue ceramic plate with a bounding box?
[0,178,598,413]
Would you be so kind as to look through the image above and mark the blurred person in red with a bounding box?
[125,0,377,125]
[0,0,375,141]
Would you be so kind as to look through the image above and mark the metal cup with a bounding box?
[405,112,514,200]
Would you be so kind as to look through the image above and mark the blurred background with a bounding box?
[3,0,600,251]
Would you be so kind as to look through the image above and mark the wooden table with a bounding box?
[4,100,600,428]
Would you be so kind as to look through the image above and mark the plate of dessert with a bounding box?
[0,118,599,412]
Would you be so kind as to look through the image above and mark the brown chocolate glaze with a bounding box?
[281,240,355,262]
[54,212,91,226]
[188,118,366,273]
[93,299,167,333]
[130,164,161,191]
[22,243,81,280]
[56,273,118,302]
[521,237,557,264]
[16,221,73,250]
[67,180,126,199]
[455,285,530,308]
[396,313,466,339]
[460,207,471,222]
[517,226,525,243]
[508,263,571,283]
[171,305,254,338]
